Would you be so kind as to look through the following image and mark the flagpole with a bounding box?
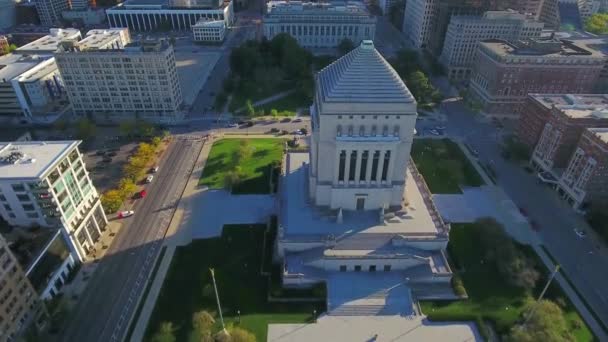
[210,268,227,333]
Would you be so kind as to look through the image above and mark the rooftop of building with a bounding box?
[109,0,230,10]
[0,53,50,82]
[57,38,170,54]
[15,57,56,83]
[193,19,225,26]
[75,28,129,50]
[451,10,539,23]
[4,227,58,274]
[15,28,81,54]
[266,0,371,15]
[587,127,608,144]
[317,41,415,105]
[530,94,608,119]
[281,152,446,239]
[0,141,79,180]
[480,38,604,58]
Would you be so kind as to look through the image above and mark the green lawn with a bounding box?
[144,225,323,342]
[256,92,312,116]
[420,224,593,341]
[411,138,484,194]
[199,139,284,194]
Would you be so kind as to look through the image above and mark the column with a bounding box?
[334,150,341,183]
[171,13,176,30]
[377,151,386,184]
[365,150,374,183]
[182,14,187,31]
[354,149,362,184]
[344,149,351,183]
[135,14,141,31]
[385,150,395,183]
[147,13,152,31]
[153,13,157,28]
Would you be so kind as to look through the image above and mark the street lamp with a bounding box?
[209,268,227,334]
[313,309,317,323]
[237,310,241,324]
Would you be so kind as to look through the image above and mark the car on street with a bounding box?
[150,166,159,173]
[574,228,587,238]
[227,123,238,128]
[435,126,446,130]
[118,210,134,219]
[145,175,154,183]
[429,129,441,136]
[137,190,147,198]
[294,129,304,135]
[280,118,291,123]
[107,152,117,157]
[293,118,302,123]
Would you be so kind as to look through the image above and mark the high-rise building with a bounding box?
[0,141,108,262]
[440,10,543,82]
[55,34,183,122]
[263,1,376,49]
[0,235,47,342]
[35,0,71,26]
[106,0,234,32]
[0,0,17,30]
[469,39,605,117]
[402,0,438,48]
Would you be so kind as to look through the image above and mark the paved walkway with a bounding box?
[235,90,296,112]
[268,315,481,342]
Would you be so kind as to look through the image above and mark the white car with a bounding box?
[145,175,154,183]
[227,123,238,128]
[429,129,441,136]
[118,210,134,218]
[150,166,159,173]
[294,130,304,136]
[574,228,587,238]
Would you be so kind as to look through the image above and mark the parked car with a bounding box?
[96,150,106,156]
[145,175,154,183]
[293,118,302,123]
[270,128,280,133]
[574,228,587,238]
[227,123,238,128]
[280,118,291,123]
[137,190,147,198]
[294,129,304,135]
[150,166,159,173]
[429,129,441,136]
[107,152,117,157]
[118,210,134,218]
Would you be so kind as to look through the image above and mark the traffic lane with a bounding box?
[62,141,197,342]
[61,142,184,342]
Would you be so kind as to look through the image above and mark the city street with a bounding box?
[59,138,204,342]
[428,100,608,332]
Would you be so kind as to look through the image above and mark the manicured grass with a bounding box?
[144,225,322,342]
[420,224,593,341]
[411,138,484,194]
[199,139,284,194]
[256,92,312,116]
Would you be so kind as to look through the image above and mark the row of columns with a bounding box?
[335,149,393,185]
[108,12,223,31]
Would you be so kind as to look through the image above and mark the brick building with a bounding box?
[557,127,608,209]
[469,39,606,117]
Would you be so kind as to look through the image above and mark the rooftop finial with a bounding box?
[360,40,374,49]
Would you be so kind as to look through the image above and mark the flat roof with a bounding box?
[16,58,57,83]
[15,28,81,54]
[193,19,225,26]
[0,54,49,82]
[267,0,370,15]
[0,141,79,180]
[480,38,604,58]
[587,127,608,144]
[78,28,128,50]
[281,153,440,238]
[530,94,608,119]
[113,0,229,9]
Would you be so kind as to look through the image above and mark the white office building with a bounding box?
[0,141,108,263]
[278,42,452,312]
[263,1,376,49]
[15,28,82,55]
[35,0,71,26]
[192,19,226,42]
[439,11,543,81]
[55,36,183,122]
[402,0,437,48]
[106,0,234,32]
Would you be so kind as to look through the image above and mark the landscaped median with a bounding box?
[411,138,484,194]
[420,221,593,341]
[144,224,324,342]
[199,138,284,194]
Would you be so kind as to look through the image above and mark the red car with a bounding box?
[138,190,147,198]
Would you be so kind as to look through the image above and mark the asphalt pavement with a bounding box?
[58,138,204,342]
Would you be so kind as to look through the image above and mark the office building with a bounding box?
[0,141,108,263]
[0,0,17,30]
[106,0,234,32]
[170,0,222,7]
[263,1,376,49]
[279,42,452,311]
[62,8,107,25]
[440,11,543,81]
[55,36,183,122]
[402,0,437,48]
[192,19,226,42]
[0,235,46,342]
[15,28,81,55]
[559,127,608,209]
[35,0,71,26]
[469,39,605,117]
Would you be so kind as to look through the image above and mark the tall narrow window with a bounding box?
[371,151,380,181]
[338,150,346,181]
[360,151,368,181]
[381,151,391,181]
[349,151,357,181]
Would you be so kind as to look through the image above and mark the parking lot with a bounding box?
[82,140,139,193]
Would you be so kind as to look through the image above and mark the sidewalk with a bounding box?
[129,138,214,342]
[235,89,296,112]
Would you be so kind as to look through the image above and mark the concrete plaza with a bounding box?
[175,51,221,106]
[268,315,481,342]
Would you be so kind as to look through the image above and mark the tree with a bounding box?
[245,99,255,117]
[337,38,355,56]
[507,300,575,342]
[118,178,137,199]
[237,140,253,161]
[585,13,608,34]
[224,170,241,190]
[151,322,177,342]
[190,311,215,342]
[101,190,123,213]
[270,109,278,117]
[226,326,256,342]
[406,71,434,103]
